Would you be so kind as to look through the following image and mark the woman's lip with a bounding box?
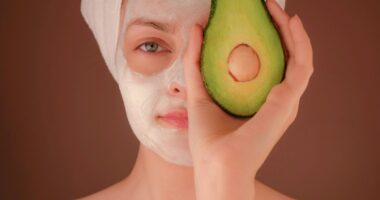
[158,111,188,129]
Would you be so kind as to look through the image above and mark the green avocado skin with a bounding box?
[201,0,286,117]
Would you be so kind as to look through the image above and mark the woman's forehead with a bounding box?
[125,0,210,24]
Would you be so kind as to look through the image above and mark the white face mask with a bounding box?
[115,0,211,166]
[81,0,285,166]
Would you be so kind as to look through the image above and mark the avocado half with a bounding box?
[201,0,286,117]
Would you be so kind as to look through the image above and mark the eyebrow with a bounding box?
[126,18,175,34]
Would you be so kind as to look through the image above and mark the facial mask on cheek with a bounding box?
[114,0,213,166]
[116,53,193,165]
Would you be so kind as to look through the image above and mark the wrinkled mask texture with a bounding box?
[81,0,286,166]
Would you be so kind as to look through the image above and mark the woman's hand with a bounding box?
[183,0,313,199]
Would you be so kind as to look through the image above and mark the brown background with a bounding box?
[1,0,379,199]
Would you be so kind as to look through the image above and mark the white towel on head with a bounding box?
[80,0,286,82]
[81,0,122,81]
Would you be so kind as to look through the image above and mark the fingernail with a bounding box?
[294,14,302,25]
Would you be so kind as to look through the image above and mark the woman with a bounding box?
[80,0,313,199]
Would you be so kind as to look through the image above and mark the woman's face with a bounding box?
[116,0,210,165]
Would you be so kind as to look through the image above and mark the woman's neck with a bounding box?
[125,145,196,200]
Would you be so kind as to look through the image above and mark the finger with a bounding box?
[238,15,314,157]
[291,15,314,70]
[183,25,212,104]
[284,15,314,96]
[266,0,295,57]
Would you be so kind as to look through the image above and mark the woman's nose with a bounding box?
[168,82,187,100]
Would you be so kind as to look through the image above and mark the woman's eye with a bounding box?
[139,42,164,53]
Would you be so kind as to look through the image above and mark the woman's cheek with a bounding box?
[124,48,173,75]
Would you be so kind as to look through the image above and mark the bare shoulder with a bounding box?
[254,180,295,200]
[76,178,291,200]
[77,179,132,200]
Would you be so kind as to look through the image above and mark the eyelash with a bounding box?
[138,41,166,53]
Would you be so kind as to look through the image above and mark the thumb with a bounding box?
[183,24,212,106]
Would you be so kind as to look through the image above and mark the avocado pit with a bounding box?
[228,44,260,82]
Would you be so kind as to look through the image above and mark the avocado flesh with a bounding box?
[201,0,285,117]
